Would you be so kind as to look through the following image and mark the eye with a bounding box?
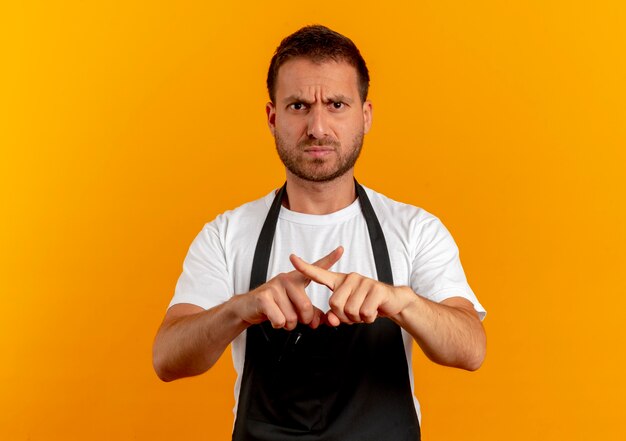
[331,101,345,110]
[289,102,307,111]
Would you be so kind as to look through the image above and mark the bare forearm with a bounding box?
[152,296,249,382]
[392,287,486,371]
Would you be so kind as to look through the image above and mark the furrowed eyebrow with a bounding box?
[323,94,354,105]
[282,95,314,105]
[281,94,355,105]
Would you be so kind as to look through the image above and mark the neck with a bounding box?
[282,171,357,215]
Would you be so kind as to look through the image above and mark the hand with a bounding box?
[239,247,344,330]
[290,254,414,327]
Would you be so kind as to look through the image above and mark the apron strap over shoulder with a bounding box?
[355,182,393,285]
[249,183,286,291]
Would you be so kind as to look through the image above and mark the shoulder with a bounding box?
[361,185,440,230]
[203,189,275,236]
[361,185,457,252]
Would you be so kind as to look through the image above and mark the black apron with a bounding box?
[232,181,421,441]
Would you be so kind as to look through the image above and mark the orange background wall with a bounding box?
[2,1,625,440]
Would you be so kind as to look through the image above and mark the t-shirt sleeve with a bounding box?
[168,220,233,311]
[410,217,486,320]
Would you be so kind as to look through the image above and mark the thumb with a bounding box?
[325,310,341,327]
[308,306,325,329]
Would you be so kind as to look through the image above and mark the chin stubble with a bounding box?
[275,133,364,183]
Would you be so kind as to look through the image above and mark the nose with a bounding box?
[306,106,330,139]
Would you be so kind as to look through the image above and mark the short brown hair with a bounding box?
[267,25,370,103]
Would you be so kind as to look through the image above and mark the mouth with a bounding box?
[303,147,335,158]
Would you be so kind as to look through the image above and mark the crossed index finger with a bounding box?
[289,254,345,291]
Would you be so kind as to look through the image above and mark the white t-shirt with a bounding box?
[169,185,486,423]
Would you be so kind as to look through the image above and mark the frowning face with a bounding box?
[266,58,372,182]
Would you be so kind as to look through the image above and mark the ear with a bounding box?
[266,102,276,137]
[362,100,373,134]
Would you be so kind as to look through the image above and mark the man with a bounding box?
[153,25,486,441]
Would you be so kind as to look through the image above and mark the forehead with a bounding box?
[274,58,360,100]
